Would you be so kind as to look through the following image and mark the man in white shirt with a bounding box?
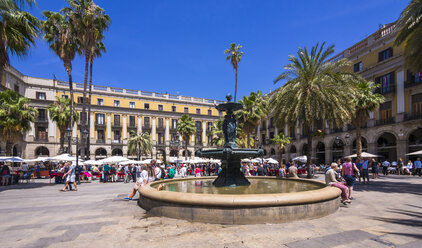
[154,166,161,181]
[21,163,29,173]
[125,166,148,200]
[180,165,187,178]
[382,160,390,176]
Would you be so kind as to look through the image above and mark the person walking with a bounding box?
[131,164,137,183]
[124,164,130,183]
[1,164,11,186]
[61,162,77,192]
[342,157,359,200]
[180,165,187,178]
[36,164,41,179]
[361,158,370,184]
[103,163,110,183]
[382,160,390,176]
[414,157,422,177]
[355,158,362,183]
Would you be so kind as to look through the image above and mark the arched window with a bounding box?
[112,148,123,156]
[35,146,49,156]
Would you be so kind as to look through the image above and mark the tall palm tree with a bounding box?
[394,0,422,71]
[235,90,268,148]
[47,97,80,154]
[86,40,106,158]
[350,79,384,159]
[271,132,291,165]
[270,42,357,178]
[177,114,196,160]
[42,10,79,154]
[65,0,110,159]
[224,42,244,102]
[0,89,37,156]
[128,131,153,161]
[0,0,40,81]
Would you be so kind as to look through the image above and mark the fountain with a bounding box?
[137,95,341,224]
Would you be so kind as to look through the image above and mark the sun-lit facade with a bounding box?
[1,66,222,161]
[259,23,422,164]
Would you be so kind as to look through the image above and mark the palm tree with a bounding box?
[270,42,357,178]
[86,40,106,157]
[65,0,110,159]
[224,42,244,102]
[48,97,80,154]
[271,132,291,165]
[0,89,37,156]
[128,131,153,161]
[235,90,268,148]
[394,0,422,71]
[350,79,384,159]
[0,0,40,81]
[210,118,247,148]
[42,9,79,154]
[177,114,196,160]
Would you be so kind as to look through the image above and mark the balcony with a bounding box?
[375,84,396,95]
[35,134,48,142]
[375,117,395,126]
[157,125,165,131]
[127,124,137,130]
[404,80,422,88]
[36,117,48,123]
[111,139,122,144]
[142,125,151,132]
[96,139,105,144]
[404,113,422,121]
[170,127,178,133]
[95,122,105,128]
[112,122,121,128]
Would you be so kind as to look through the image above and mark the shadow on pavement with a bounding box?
[354,179,422,196]
[0,182,56,192]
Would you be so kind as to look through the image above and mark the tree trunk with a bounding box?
[279,148,284,166]
[80,50,90,160]
[234,68,238,102]
[59,130,65,154]
[6,141,13,156]
[87,61,93,160]
[66,63,73,155]
[306,126,313,178]
[356,126,362,159]
[247,133,250,149]
[185,135,188,160]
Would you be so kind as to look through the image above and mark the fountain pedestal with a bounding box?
[195,94,264,187]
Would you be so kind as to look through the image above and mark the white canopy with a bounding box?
[251,158,263,163]
[345,152,382,158]
[0,156,24,162]
[119,160,145,165]
[292,156,307,163]
[140,159,162,164]
[265,158,279,164]
[406,150,422,156]
[48,154,81,162]
[99,156,129,164]
[83,160,103,165]
[241,158,251,162]
[24,157,48,163]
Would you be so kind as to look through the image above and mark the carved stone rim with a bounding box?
[138,177,341,207]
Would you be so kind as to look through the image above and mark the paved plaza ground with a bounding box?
[0,174,421,248]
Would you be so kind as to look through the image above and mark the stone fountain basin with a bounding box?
[138,177,341,225]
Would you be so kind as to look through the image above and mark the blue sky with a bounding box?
[11,0,408,101]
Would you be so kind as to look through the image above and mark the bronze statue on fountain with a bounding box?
[195,94,264,187]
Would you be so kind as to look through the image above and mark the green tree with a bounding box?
[128,131,153,161]
[271,132,291,165]
[0,0,40,81]
[0,89,37,156]
[210,118,249,148]
[350,79,384,159]
[177,114,196,160]
[42,10,79,154]
[224,42,244,102]
[270,42,357,178]
[86,40,106,157]
[47,97,80,154]
[394,0,422,71]
[65,0,110,159]
[235,90,268,148]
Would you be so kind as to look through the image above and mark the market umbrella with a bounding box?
[24,157,48,163]
[292,156,307,163]
[119,160,145,165]
[49,154,81,162]
[241,158,251,162]
[406,150,422,156]
[83,160,103,165]
[265,158,279,164]
[0,157,25,162]
[99,156,129,164]
[345,152,382,158]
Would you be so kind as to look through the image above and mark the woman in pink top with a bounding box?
[342,157,359,200]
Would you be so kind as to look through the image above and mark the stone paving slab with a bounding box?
[0,174,421,247]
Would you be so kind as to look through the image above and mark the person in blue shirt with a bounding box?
[361,159,370,184]
[355,158,362,183]
[414,157,422,177]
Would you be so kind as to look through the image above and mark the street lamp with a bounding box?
[66,128,72,154]
[81,129,89,161]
